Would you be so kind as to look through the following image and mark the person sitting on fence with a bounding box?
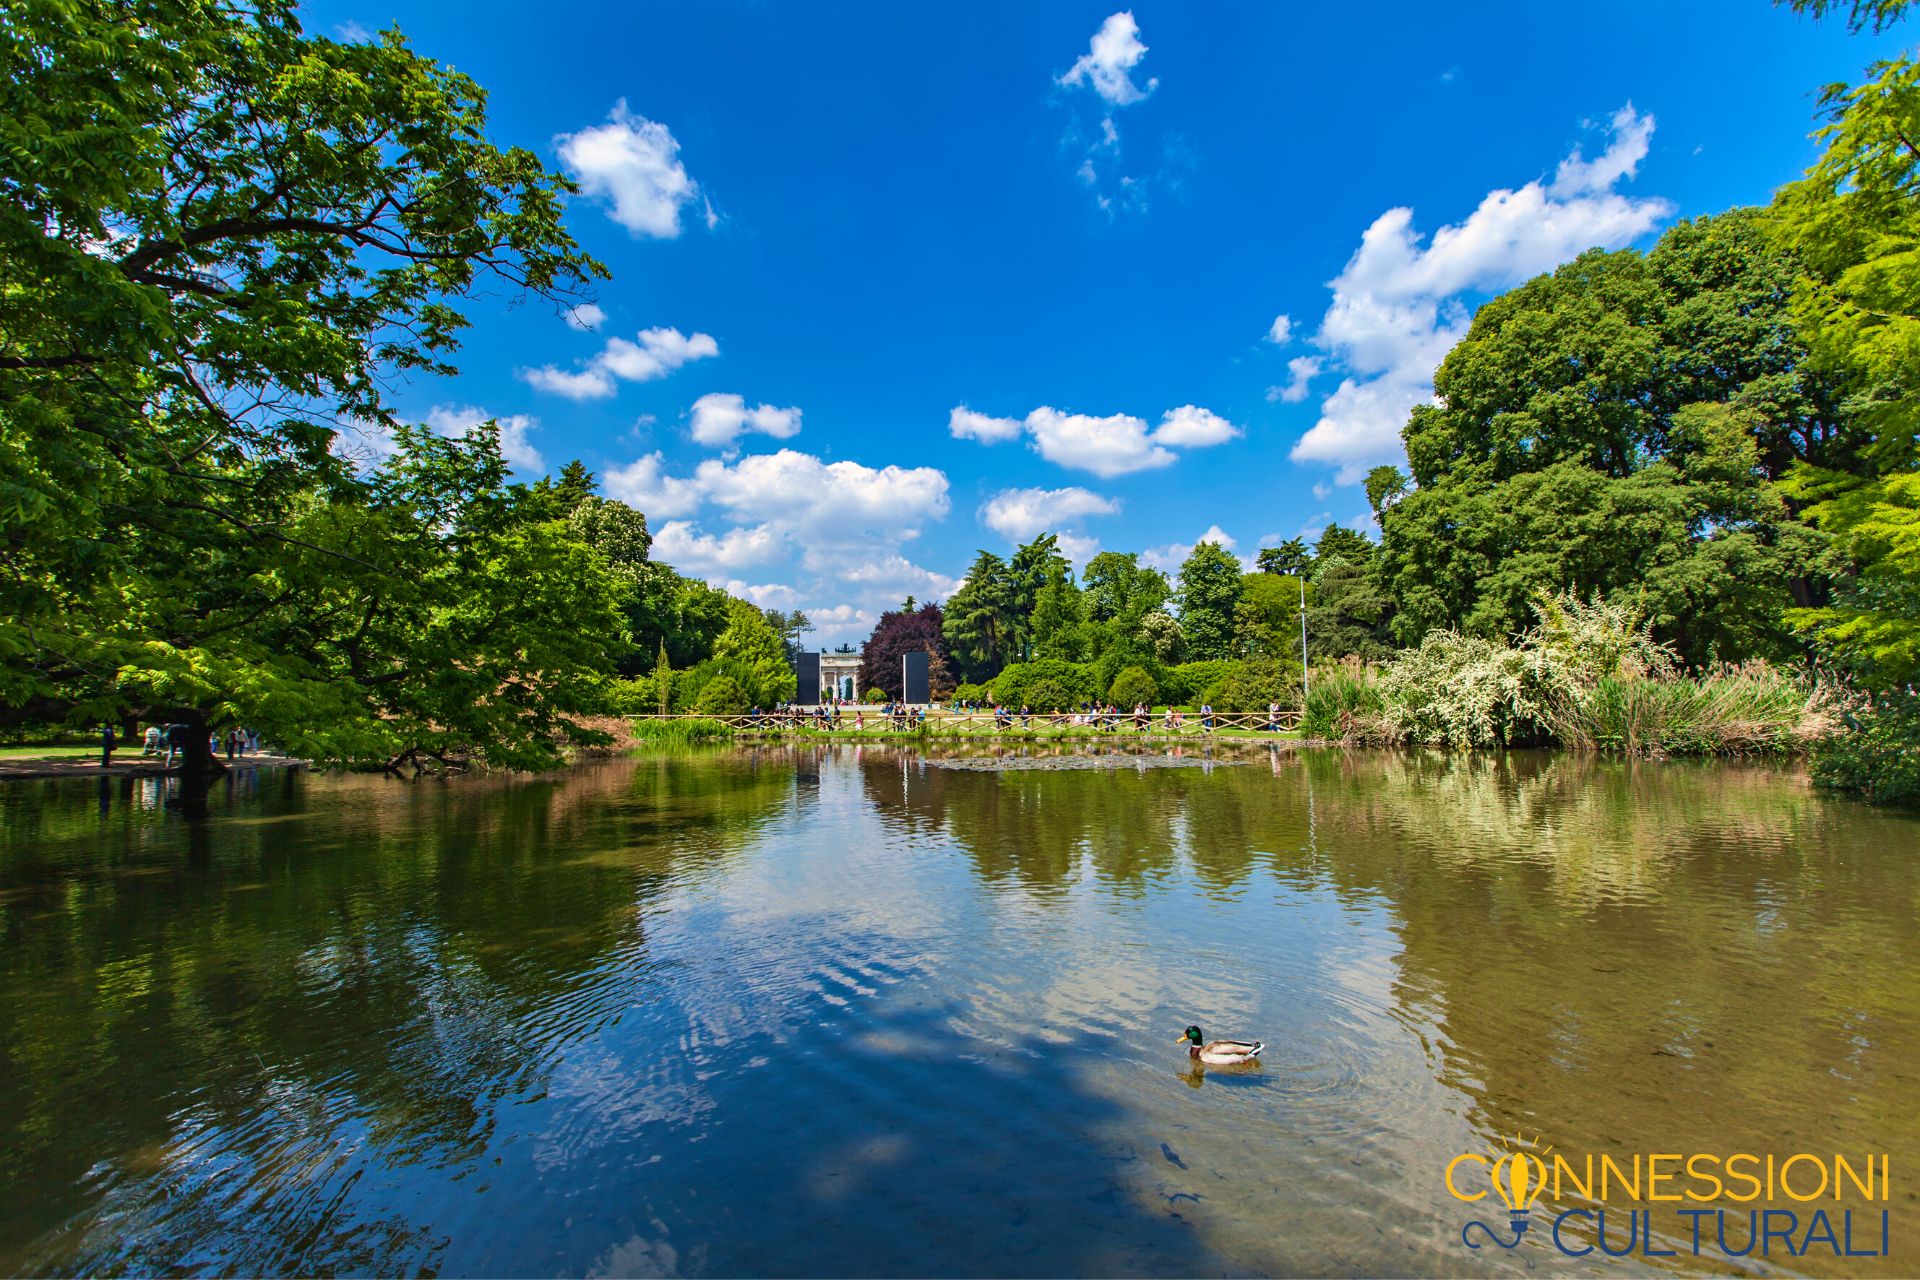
[994,704,1010,731]
[1134,703,1149,731]
[1201,702,1215,730]
[1163,706,1175,732]
[1266,700,1280,732]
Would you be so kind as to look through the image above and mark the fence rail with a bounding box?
[625,709,1303,734]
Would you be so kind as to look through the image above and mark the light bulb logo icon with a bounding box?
[1462,1140,1552,1250]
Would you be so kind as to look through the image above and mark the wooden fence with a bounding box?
[626,708,1303,735]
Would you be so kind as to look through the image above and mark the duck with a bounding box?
[1178,1025,1263,1065]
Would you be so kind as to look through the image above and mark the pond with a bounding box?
[0,746,1915,1276]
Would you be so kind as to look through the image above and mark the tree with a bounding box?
[762,609,814,662]
[694,676,747,715]
[1177,541,1244,660]
[713,599,797,707]
[1372,211,1852,664]
[1139,610,1186,664]
[1256,539,1312,578]
[1770,47,1920,685]
[0,0,604,771]
[1006,534,1069,661]
[1082,552,1171,622]
[1234,573,1304,660]
[1107,665,1160,708]
[1315,524,1374,567]
[861,603,949,699]
[1031,574,1086,656]
[942,551,1014,681]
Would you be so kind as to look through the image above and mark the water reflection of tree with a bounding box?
[852,746,1315,897]
[1292,748,1920,1261]
[0,754,790,1275]
[853,742,1920,1271]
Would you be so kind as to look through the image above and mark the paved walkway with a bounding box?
[0,753,308,781]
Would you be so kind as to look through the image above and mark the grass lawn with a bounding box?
[0,745,101,760]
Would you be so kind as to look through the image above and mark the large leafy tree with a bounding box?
[942,551,1014,681]
[860,603,948,699]
[1769,41,1920,685]
[1177,540,1244,661]
[1371,211,1854,664]
[0,0,607,770]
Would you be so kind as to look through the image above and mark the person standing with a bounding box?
[99,723,115,769]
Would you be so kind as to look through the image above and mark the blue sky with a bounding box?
[315,0,1902,646]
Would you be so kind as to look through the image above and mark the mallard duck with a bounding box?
[1178,1025,1263,1065]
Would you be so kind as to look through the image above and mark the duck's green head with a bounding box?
[1177,1026,1203,1045]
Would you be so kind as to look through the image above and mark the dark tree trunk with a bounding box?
[175,710,226,797]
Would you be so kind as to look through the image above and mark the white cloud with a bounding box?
[1153,405,1241,448]
[333,20,371,42]
[1267,355,1323,404]
[951,403,1239,475]
[1142,525,1238,572]
[424,403,544,473]
[1025,406,1173,477]
[1055,532,1102,567]
[1312,482,1332,500]
[1266,314,1293,345]
[521,326,719,400]
[828,554,962,600]
[565,303,607,331]
[979,486,1121,541]
[1059,12,1156,106]
[603,451,705,518]
[948,406,1024,443]
[1291,104,1670,483]
[1552,104,1657,196]
[556,100,701,239]
[722,580,805,610]
[689,393,802,448]
[650,520,784,574]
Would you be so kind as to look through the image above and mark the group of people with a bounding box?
[116,723,261,767]
[755,702,928,731]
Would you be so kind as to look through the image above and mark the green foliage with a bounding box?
[951,682,989,704]
[1811,691,1920,805]
[989,660,1096,709]
[692,676,747,716]
[0,0,623,769]
[862,687,888,704]
[1768,55,1920,691]
[1177,540,1243,660]
[713,599,798,706]
[1301,668,1389,740]
[627,716,735,744]
[1138,610,1186,663]
[942,550,1013,681]
[1373,211,1852,665]
[1082,552,1171,622]
[1106,665,1160,708]
[1204,660,1296,713]
[1165,661,1238,706]
[1235,572,1304,660]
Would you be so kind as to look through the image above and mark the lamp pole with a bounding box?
[1299,575,1309,698]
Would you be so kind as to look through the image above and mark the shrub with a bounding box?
[693,676,747,715]
[1165,660,1237,706]
[1107,665,1160,708]
[952,682,989,704]
[629,717,735,744]
[1302,667,1390,741]
[1204,660,1297,713]
[1023,676,1078,711]
[991,660,1096,709]
[862,687,888,704]
[1812,691,1920,805]
[1380,630,1563,747]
